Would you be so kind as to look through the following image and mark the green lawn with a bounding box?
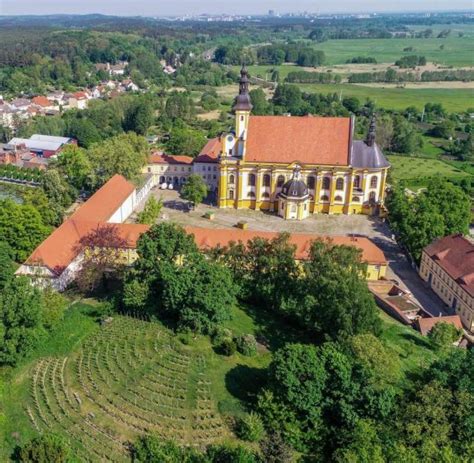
[0,302,98,461]
[295,83,474,112]
[387,154,472,189]
[314,35,474,66]
[378,312,439,375]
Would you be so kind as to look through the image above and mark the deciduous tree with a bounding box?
[180,174,208,208]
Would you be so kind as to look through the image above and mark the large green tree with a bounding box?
[40,169,73,225]
[259,341,397,457]
[0,199,51,262]
[123,99,154,135]
[0,277,45,365]
[180,174,208,208]
[0,241,15,289]
[166,126,207,157]
[87,132,149,186]
[387,179,470,261]
[54,144,94,191]
[125,223,237,333]
[297,239,381,339]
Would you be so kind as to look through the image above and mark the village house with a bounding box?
[31,96,56,111]
[68,91,89,110]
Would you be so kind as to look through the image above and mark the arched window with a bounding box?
[320,194,329,201]
[277,175,285,187]
[229,174,235,184]
[307,176,316,190]
[322,177,330,190]
[370,176,378,189]
[159,176,165,184]
[262,192,270,199]
[369,191,376,203]
[336,178,344,191]
[263,174,271,187]
[352,196,360,202]
[229,189,234,199]
[248,191,256,198]
[353,175,361,189]
[335,195,343,202]
[248,173,256,186]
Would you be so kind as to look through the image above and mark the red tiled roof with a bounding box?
[73,91,88,100]
[424,234,474,297]
[25,175,136,273]
[194,138,221,163]
[185,227,386,265]
[71,175,136,223]
[245,116,351,166]
[416,315,463,336]
[149,153,194,165]
[32,96,52,107]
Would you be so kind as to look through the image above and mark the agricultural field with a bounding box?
[387,154,473,189]
[296,83,474,112]
[314,34,474,67]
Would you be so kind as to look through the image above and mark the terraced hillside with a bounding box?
[26,316,227,462]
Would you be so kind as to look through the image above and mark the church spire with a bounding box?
[366,114,376,147]
[233,64,253,112]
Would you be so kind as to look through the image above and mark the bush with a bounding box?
[237,412,265,442]
[218,337,236,356]
[41,288,68,330]
[14,433,71,463]
[211,326,233,346]
[235,334,257,357]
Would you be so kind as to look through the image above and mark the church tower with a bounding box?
[233,65,252,158]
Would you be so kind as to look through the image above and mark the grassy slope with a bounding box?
[0,301,442,460]
[387,154,472,189]
[0,303,98,460]
[378,312,438,375]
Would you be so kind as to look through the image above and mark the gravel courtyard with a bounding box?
[130,188,387,237]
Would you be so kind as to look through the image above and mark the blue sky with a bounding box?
[1,0,471,16]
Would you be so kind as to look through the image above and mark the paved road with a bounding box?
[368,220,448,317]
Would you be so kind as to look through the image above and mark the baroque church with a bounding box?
[214,66,390,219]
[145,66,390,220]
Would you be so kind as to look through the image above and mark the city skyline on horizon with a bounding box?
[1,0,472,17]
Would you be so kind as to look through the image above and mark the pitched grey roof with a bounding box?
[351,140,390,169]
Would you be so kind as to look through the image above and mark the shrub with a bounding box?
[235,334,257,357]
[211,326,233,346]
[14,433,71,463]
[218,337,236,356]
[237,412,265,442]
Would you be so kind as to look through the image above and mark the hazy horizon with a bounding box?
[1,0,472,17]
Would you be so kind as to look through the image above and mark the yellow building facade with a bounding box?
[216,67,390,219]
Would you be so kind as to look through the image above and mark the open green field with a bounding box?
[296,83,474,112]
[387,154,473,189]
[0,297,444,461]
[315,35,474,67]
